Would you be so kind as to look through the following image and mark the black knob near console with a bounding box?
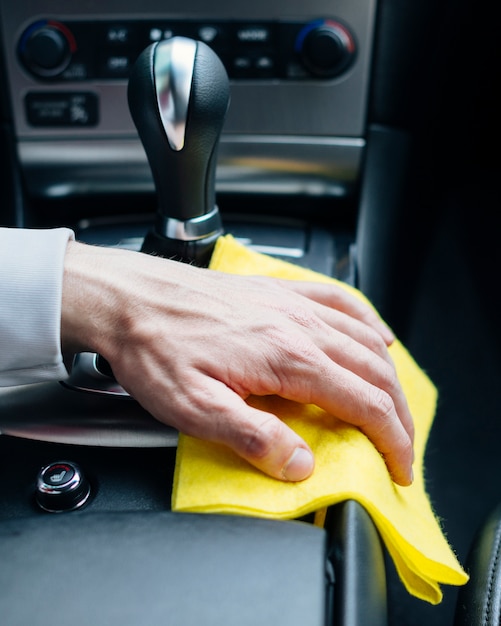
[19,20,76,78]
[35,461,91,512]
[296,19,356,78]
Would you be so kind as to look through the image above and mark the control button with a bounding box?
[106,25,132,46]
[193,24,229,56]
[236,25,272,44]
[101,54,133,78]
[36,461,91,513]
[198,26,219,44]
[19,20,76,78]
[148,27,174,42]
[25,92,98,127]
[255,56,274,70]
[149,28,163,42]
[295,19,356,78]
[233,56,252,70]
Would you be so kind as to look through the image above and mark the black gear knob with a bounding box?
[128,36,230,264]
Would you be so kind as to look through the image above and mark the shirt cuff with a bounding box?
[0,227,75,386]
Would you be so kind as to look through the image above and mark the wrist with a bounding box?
[61,240,124,359]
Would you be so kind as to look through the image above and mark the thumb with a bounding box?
[192,381,315,482]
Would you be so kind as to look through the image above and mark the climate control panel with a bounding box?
[18,18,357,82]
[0,0,376,200]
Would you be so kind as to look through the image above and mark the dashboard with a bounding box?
[1,0,374,201]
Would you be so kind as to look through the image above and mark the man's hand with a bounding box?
[62,241,414,485]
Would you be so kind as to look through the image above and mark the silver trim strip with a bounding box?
[0,378,178,448]
[17,135,365,198]
[236,241,304,258]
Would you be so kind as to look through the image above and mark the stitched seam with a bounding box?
[484,519,501,625]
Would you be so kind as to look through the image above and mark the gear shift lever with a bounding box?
[128,36,230,265]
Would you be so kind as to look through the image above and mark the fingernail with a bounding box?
[383,325,395,344]
[281,447,314,481]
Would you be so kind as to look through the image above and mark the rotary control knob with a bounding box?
[296,19,356,78]
[35,461,91,512]
[18,20,76,78]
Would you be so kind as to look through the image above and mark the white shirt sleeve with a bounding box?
[0,227,75,386]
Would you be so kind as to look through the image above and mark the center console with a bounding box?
[0,2,388,624]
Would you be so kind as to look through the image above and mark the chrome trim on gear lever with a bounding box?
[159,206,223,241]
[154,36,197,152]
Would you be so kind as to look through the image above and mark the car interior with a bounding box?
[0,1,500,625]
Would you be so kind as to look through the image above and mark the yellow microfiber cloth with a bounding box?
[171,234,468,604]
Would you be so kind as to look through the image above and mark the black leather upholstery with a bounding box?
[454,503,501,626]
[0,511,328,626]
[327,500,388,626]
[0,501,393,626]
